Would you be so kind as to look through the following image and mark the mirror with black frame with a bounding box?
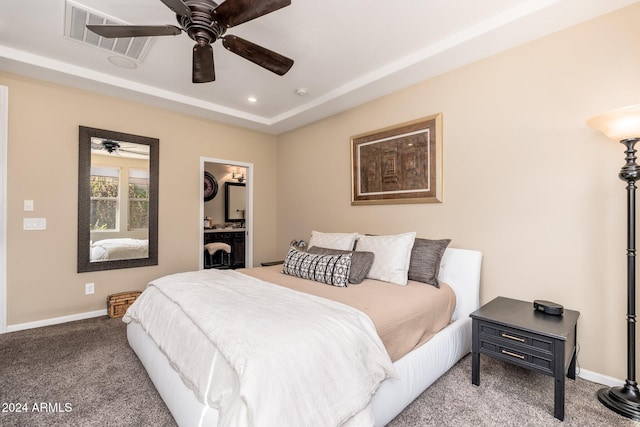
[225,182,246,222]
[78,126,159,272]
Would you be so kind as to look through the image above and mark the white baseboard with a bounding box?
[5,309,108,333]
[578,368,624,388]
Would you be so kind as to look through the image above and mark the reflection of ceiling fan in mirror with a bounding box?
[86,0,294,83]
[91,139,150,159]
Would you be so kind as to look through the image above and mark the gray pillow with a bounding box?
[408,238,451,287]
[307,246,374,284]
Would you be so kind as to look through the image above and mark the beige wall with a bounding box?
[3,72,278,325]
[276,4,640,378]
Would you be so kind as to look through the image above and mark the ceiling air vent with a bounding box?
[64,1,152,61]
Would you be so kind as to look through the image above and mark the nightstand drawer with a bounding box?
[479,339,553,372]
[479,322,553,353]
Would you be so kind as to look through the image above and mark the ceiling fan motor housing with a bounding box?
[179,0,224,45]
[102,140,121,153]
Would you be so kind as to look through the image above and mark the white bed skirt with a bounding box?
[127,316,471,427]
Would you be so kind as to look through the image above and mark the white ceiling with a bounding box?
[1,0,637,135]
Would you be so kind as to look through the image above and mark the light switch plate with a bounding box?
[85,283,95,295]
[23,218,46,230]
[23,200,34,211]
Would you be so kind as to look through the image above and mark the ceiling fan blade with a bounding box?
[159,0,192,17]
[213,0,291,28]
[222,35,293,76]
[86,25,182,38]
[193,43,215,83]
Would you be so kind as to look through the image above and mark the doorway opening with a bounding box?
[200,157,252,270]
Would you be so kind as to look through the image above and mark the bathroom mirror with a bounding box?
[78,126,159,272]
[225,182,246,222]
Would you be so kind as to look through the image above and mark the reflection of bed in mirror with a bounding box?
[90,238,149,261]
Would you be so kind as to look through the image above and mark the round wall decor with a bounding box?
[204,171,218,201]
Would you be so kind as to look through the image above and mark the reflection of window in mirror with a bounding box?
[128,169,150,230]
[90,166,120,231]
[89,166,149,232]
[89,154,150,243]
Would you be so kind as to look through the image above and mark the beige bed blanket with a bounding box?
[243,265,456,362]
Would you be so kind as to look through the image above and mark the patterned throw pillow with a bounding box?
[306,246,374,284]
[282,247,352,287]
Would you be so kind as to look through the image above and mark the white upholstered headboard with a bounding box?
[437,247,482,321]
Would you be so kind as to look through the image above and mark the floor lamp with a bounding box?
[587,104,640,421]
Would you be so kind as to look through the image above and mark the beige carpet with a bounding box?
[389,352,640,427]
[0,317,175,427]
[1,316,639,426]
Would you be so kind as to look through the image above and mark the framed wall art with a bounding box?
[351,113,443,205]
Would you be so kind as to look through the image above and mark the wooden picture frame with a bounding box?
[351,114,442,205]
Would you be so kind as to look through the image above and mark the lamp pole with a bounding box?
[598,137,640,420]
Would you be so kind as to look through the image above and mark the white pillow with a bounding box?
[355,232,417,285]
[308,231,358,251]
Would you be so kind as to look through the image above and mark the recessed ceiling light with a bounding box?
[295,88,309,97]
[107,56,137,69]
[247,96,258,103]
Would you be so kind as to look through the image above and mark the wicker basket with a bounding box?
[107,291,142,318]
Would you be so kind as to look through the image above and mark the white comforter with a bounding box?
[123,269,395,427]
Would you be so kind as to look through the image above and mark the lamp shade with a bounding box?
[587,104,640,141]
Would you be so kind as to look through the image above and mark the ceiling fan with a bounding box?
[91,139,150,158]
[86,0,294,83]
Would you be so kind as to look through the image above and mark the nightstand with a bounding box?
[470,297,580,421]
[260,260,284,267]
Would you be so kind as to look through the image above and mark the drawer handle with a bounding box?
[502,349,525,360]
[501,333,525,342]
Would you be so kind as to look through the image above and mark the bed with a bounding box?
[125,242,482,426]
[90,238,148,261]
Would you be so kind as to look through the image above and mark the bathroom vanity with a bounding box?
[204,228,245,268]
